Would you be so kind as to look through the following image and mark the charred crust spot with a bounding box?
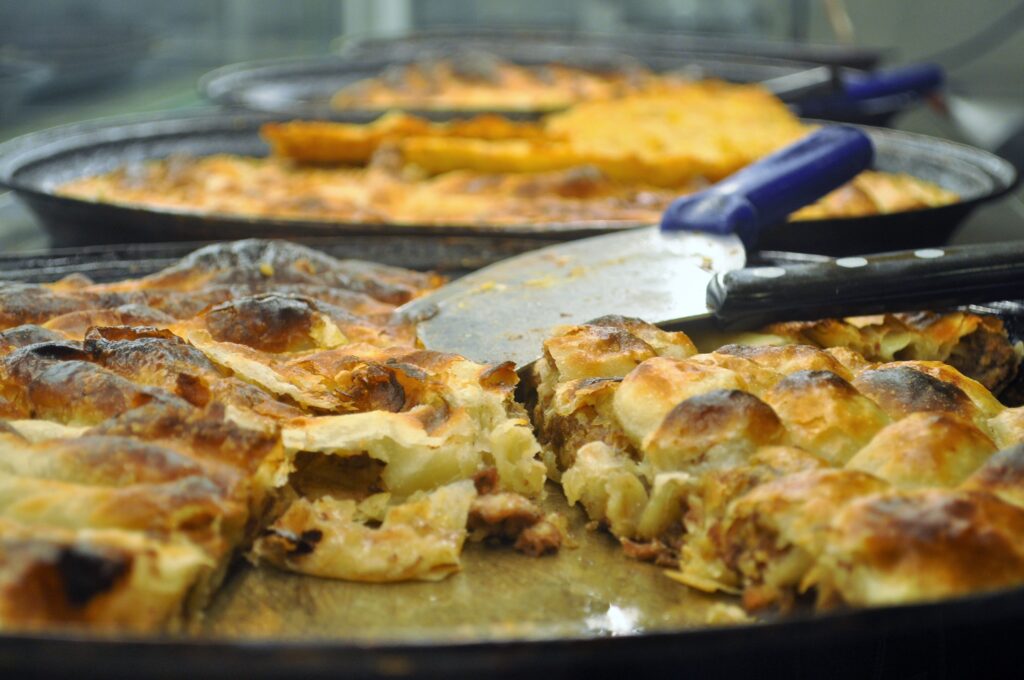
[717,343,828,363]
[972,444,1024,485]
[176,373,211,407]
[856,493,980,546]
[715,344,760,358]
[84,326,179,343]
[55,546,130,607]
[204,294,317,352]
[659,389,781,438]
[479,361,517,391]
[580,325,652,355]
[394,350,460,373]
[412,401,451,434]
[384,360,430,382]
[12,341,88,363]
[773,370,856,394]
[335,362,406,413]
[587,315,649,329]
[0,285,83,328]
[300,529,323,544]
[855,366,970,416]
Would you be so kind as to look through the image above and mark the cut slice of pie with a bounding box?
[0,240,551,632]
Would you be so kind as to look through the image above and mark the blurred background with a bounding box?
[0,0,1021,249]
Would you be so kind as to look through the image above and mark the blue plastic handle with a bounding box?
[660,126,873,245]
[841,63,944,102]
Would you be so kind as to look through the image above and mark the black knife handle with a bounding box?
[707,241,1024,328]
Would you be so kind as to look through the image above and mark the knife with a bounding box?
[397,125,874,365]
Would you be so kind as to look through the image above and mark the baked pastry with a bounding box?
[328,55,689,112]
[0,240,551,631]
[530,314,1024,611]
[5,238,1021,632]
[59,156,955,231]
[59,81,957,227]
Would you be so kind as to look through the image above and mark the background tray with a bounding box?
[0,110,1016,256]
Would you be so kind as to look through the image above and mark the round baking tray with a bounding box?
[0,109,1015,256]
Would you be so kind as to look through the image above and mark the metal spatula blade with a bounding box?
[401,228,744,365]
[399,126,875,365]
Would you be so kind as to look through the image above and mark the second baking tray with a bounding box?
[199,50,836,121]
[0,109,1016,256]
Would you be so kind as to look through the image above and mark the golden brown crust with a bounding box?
[761,312,1021,393]
[0,239,544,631]
[715,344,854,382]
[813,490,1024,607]
[764,370,889,466]
[0,519,211,632]
[846,413,996,489]
[645,390,785,474]
[613,356,747,447]
[263,113,547,165]
[534,313,1024,613]
[718,468,890,607]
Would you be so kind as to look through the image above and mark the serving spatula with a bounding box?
[397,125,872,364]
[400,125,1024,366]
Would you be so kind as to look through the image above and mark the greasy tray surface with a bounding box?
[3,250,1024,678]
[0,109,1016,254]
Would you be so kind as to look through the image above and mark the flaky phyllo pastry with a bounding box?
[0,240,556,632]
[4,238,1024,634]
[528,314,1024,612]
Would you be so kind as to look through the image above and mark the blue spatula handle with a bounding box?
[842,63,944,101]
[660,126,873,245]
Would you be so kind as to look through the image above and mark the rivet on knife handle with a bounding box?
[659,126,873,246]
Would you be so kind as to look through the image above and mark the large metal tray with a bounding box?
[1,243,1024,678]
[0,110,1016,256]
